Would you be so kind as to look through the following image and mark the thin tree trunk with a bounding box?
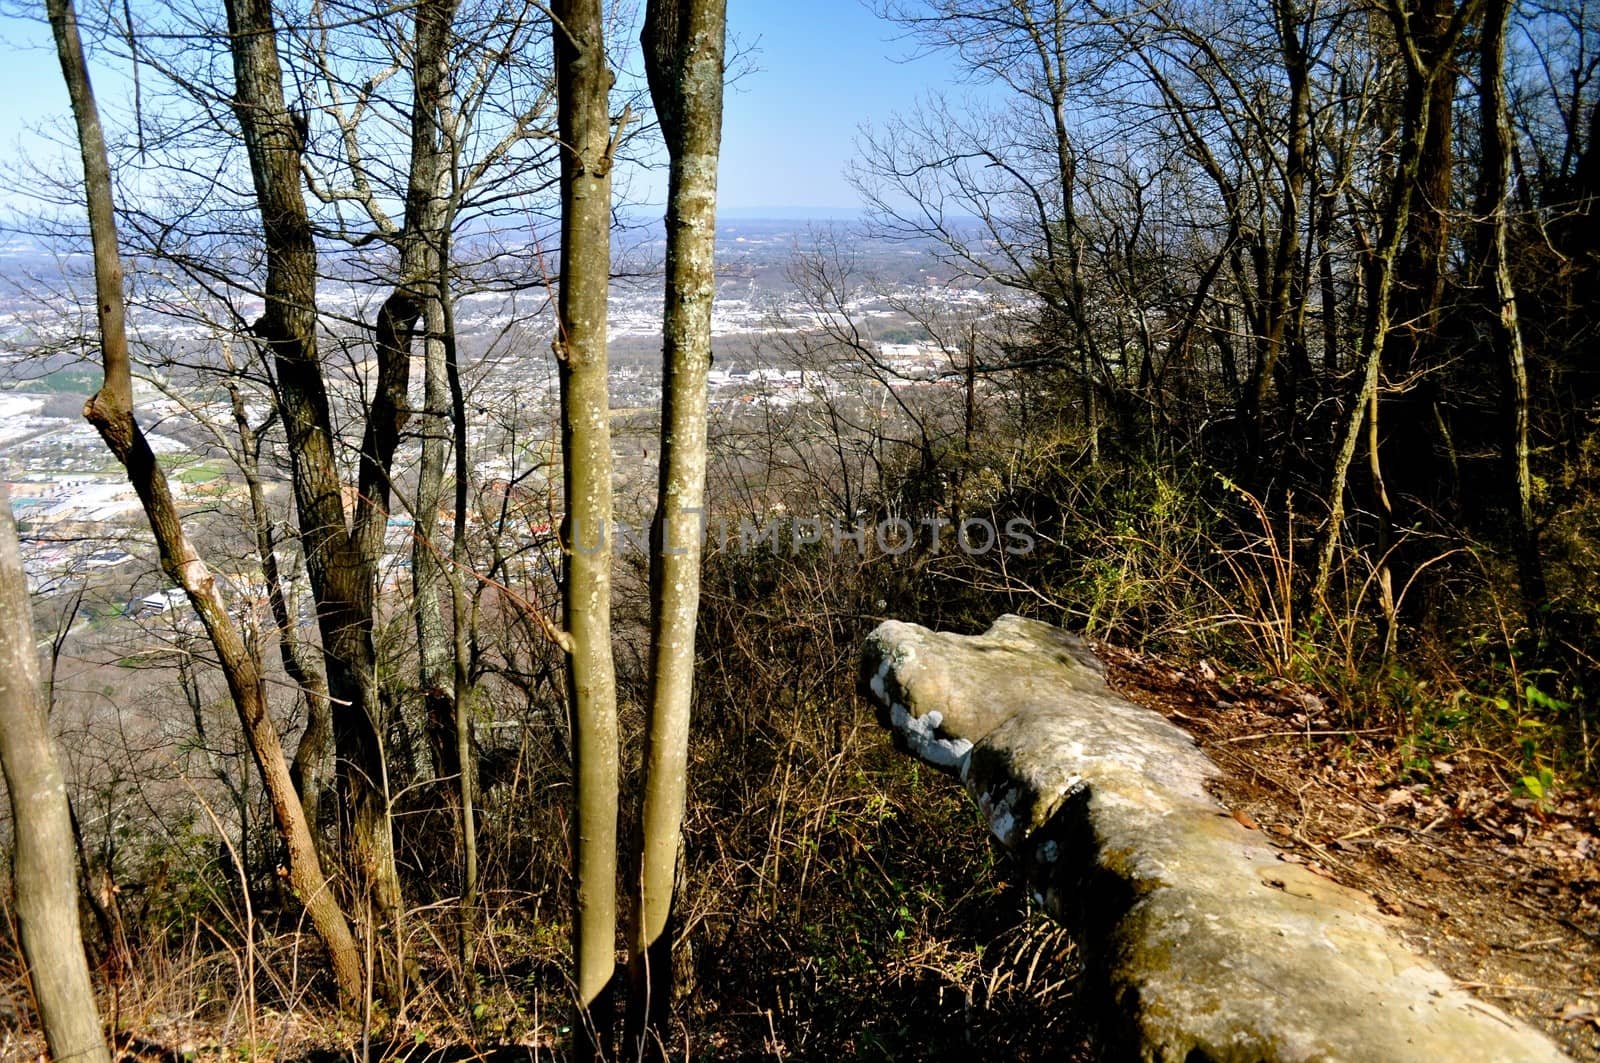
[629,1,726,1057]
[1315,156,1416,605]
[378,0,456,695]
[1315,0,1476,600]
[69,799,131,984]
[440,239,481,1008]
[396,35,470,1005]
[1366,381,1399,655]
[1317,183,1341,373]
[48,0,363,1009]
[225,379,334,850]
[341,5,458,994]
[964,326,978,450]
[1390,0,1459,377]
[1316,312,1385,602]
[1249,0,1311,455]
[1382,0,1466,517]
[414,285,454,773]
[1475,0,1544,611]
[554,1,621,1054]
[223,0,406,977]
[0,487,109,1063]
[397,2,462,895]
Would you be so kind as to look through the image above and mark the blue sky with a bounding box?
[718,3,960,209]
[0,2,965,214]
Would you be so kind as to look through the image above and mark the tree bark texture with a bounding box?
[629,0,726,1056]
[0,485,109,1063]
[433,238,483,1002]
[554,0,620,1054]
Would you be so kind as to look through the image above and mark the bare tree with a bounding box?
[1380,0,1466,514]
[0,485,108,1063]
[629,0,727,1056]
[45,0,364,1009]
[223,0,411,990]
[1475,0,1542,609]
[553,0,621,1054]
[1313,0,1481,607]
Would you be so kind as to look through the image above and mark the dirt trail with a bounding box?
[1103,643,1600,1061]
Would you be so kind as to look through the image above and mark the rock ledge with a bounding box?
[860,614,1569,1062]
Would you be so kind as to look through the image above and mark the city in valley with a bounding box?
[0,216,1001,626]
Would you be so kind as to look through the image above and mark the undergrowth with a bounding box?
[8,408,1596,1059]
[905,422,1600,797]
[0,535,1093,1060]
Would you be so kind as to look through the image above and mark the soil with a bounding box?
[1101,642,1600,1061]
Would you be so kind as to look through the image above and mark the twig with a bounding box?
[1218,727,1387,743]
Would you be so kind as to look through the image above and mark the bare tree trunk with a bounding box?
[222,0,406,981]
[405,23,463,953]
[1315,171,1411,608]
[229,387,335,853]
[1475,0,1544,612]
[1317,183,1341,373]
[1315,0,1477,601]
[439,240,481,1007]
[1382,0,1469,520]
[1366,380,1399,655]
[1248,0,1311,455]
[376,0,456,712]
[554,1,620,1055]
[47,0,363,1010]
[628,2,726,1057]
[336,5,457,992]
[0,487,108,1063]
[414,286,454,772]
[1390,0,1459,373]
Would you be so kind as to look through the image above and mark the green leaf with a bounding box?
[1525,684,1572,713]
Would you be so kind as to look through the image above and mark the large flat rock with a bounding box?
[860,614,1569,1062]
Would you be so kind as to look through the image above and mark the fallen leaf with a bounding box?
[1383,788,1417,810]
